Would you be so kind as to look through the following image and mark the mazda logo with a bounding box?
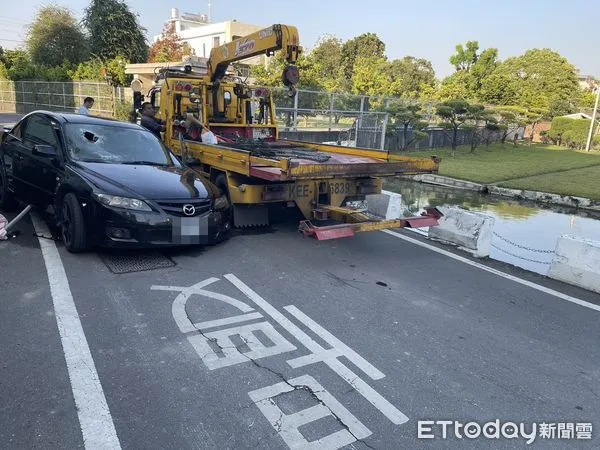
[182,204,196,216]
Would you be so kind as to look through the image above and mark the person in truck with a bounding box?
[140,102,166,138]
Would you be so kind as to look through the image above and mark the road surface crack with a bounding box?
[184,308,375,449]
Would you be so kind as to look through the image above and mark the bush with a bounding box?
[549,117,591,149]
[114,100,135,122]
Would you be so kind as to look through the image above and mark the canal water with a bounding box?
[383,178,600,276]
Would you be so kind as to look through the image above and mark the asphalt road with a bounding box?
[1,208,599,450]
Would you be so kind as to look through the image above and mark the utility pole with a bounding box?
[585,83,600,152]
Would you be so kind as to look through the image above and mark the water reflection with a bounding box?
[383,178,600,276]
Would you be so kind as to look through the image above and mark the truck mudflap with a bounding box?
[298,207,443,240]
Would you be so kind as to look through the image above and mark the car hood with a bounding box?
[74,162,219,200]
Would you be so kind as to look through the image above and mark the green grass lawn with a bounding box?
[404,143,600,200]
[497,165,600,200]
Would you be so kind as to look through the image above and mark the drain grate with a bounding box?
[100,251,176,274]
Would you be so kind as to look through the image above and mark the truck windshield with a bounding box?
[64,123,176,166]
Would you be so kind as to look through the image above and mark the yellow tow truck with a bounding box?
[132,24,442,240]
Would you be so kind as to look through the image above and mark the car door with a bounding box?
[1,119,28,202]
[14,114,63,207]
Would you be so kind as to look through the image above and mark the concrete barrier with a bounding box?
[367,191,402,219]
[427,206,495,257]
[548,235,600,294]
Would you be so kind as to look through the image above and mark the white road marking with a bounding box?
[152,278,254,334]
[188,321,297,370]
[224,274,409,425]
[284,305,384,380]
[193,311,264,330]
[248,374,371,449]
[382,229,600,313]
[30,213,121,449]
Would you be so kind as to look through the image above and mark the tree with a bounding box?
[306,34,345,92]
[485,49,579,112]
[148,22,182,63]
[340,33,385,82]
[449,41,479,71]
[465,104,495,152]
[351,55,390,98]
[437,71,472,101]
[494,106,528,145]
[83,0,148,63]
[436,99,470,153]
[26,5,88,67]
[469,48,498,93]
[387,56,436,98]
[69,55,131,86]
[385,100,429,150]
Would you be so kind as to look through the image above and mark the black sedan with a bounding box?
[0,111,231,252]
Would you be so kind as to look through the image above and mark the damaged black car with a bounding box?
[0,111,231,252]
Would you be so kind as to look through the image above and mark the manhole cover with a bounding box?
[100,251,176,274]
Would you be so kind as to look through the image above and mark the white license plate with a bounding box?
[171,216,209,243]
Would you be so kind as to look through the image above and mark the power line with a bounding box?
[0,38,25,43]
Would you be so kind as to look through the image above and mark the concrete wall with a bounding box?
[548,235,600,294]
[428,206,495,258]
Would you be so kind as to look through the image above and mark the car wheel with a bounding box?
[211,173,232,244]
[61,193,90,253]
[0,164,17,211]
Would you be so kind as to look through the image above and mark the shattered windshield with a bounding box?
[64,123,176,165]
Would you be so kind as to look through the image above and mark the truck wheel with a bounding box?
[61,193,90,253]
[212,173,232,243]
[0,164,17,211]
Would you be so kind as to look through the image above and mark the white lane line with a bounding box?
[30,213,121,449]
[381,229,600,313]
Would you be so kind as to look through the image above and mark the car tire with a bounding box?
[211,173,232,244]
[61,193,90,253]
[0,163,17,211]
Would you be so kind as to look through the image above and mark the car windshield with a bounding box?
[64,123,176,165]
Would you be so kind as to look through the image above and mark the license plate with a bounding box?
[171,216,209,244]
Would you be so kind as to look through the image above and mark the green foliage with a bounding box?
[549,98,576,117]
[437,72,472,101]
[351,56,390,97]
[305,35,346,92]
[385,100,429,150]
[469,48,498,92]
[83,0,148,63]
[340,33,385,81]
[436,99,470,150]
[114,100,135,122]
[549,117,575,144]
[549,117,592,149]
[449,41,479,71]
[27,5,88,67]
[578,89,598,109]
[69,55,131,86]
[386,56,436,98]
[561,119,591,150]
[481,49,579,113]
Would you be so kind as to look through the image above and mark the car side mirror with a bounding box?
[2,126,11,135]
[33,144,57,157]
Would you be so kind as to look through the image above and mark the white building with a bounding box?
[154,8,266,73]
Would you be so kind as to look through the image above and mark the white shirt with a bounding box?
[78,106,89,115]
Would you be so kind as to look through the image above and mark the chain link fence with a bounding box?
[0,80,126,118]
[0,81,525,151]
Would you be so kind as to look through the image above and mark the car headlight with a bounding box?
[213,195,229,210]
[94,193,152,212]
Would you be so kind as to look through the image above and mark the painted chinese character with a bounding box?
[538,423,556,439]
[576,423,592,440]
[557,423,574,439]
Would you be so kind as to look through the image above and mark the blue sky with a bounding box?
[1,0,598,79]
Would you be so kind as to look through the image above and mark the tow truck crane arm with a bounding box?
[207,24,302,94]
